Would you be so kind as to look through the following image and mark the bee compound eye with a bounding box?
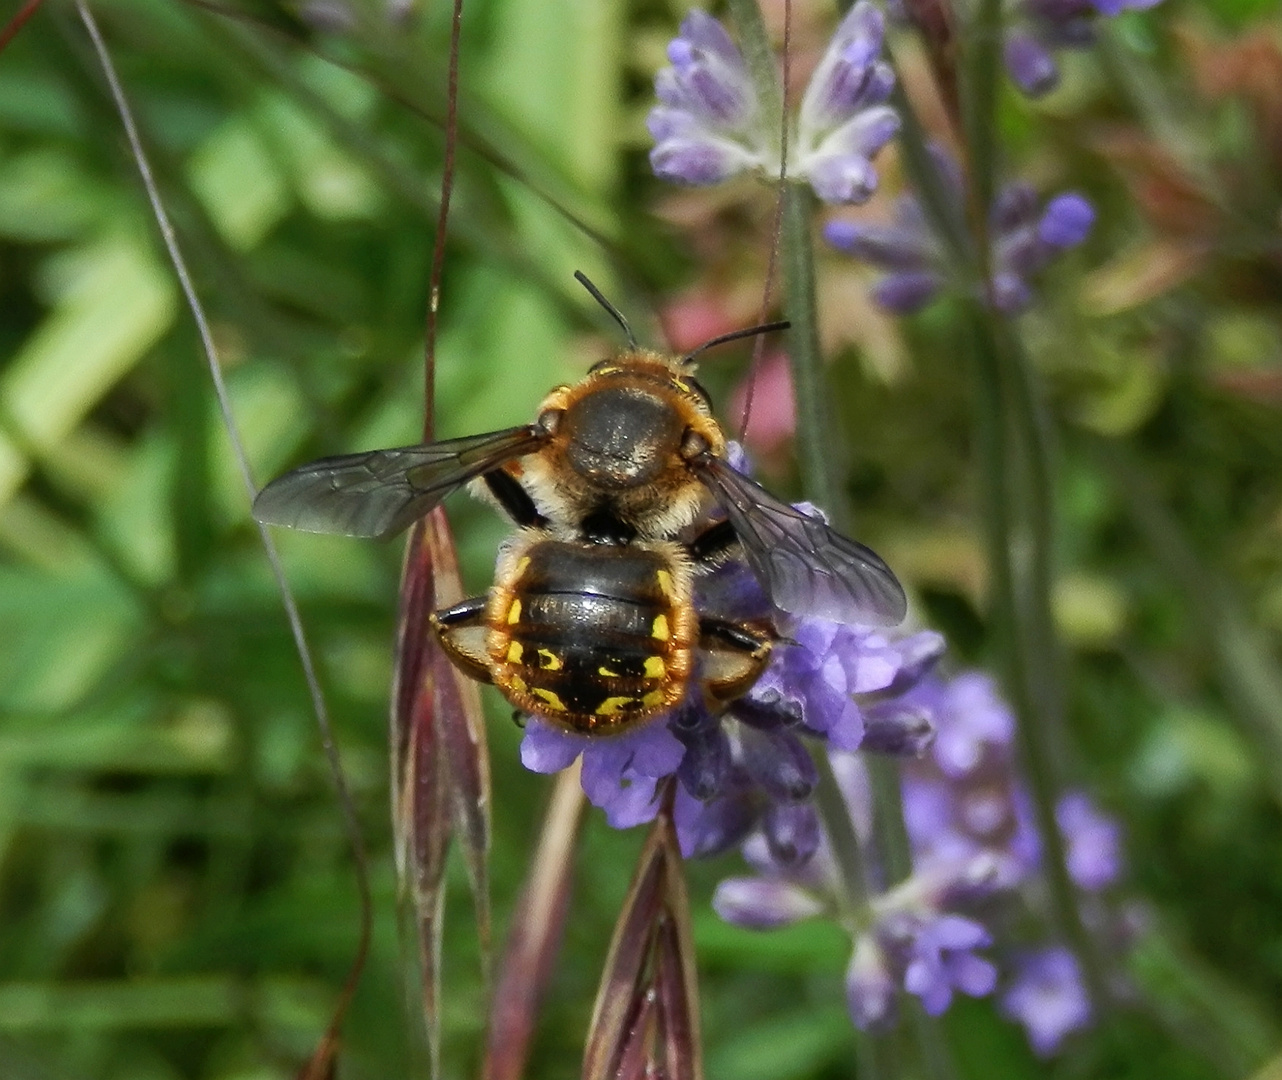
[537,408,563,435]
[680,428,710,460]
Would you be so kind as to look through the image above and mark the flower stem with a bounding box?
[962,304,1110,1010]
[780,183,845,518]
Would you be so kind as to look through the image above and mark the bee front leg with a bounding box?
[687,518,740,567]
[481,469,547,528]
[429,596,493,684]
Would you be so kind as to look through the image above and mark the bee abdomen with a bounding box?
[486,539,694,734]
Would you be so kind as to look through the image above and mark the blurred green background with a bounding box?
[2,0,1282,1077]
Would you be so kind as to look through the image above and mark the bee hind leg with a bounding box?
[430,596,493,684]
[697,617,773,705]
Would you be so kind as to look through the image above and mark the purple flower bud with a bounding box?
[991,181,1040,232]
[824,220,936,270]
[740,723,815,803]
[1038,192,1095,248]
[794,2,899,204]
[990,270,1034,313]
[677,8,742,65]
[647,10,767,188]
[675,723,732,800]
[862,705,936,756]
[1001,947,1092,1055]
[674,783,758,859]
[1004,31,1060,96]
[847,937,897,1029]
[871,271,944,313]
[713,877,826,929]
[764,800,821,867]
[807,155,880,206]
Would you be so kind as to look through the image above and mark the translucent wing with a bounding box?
[252,425,544,540]
[693,455,907,627]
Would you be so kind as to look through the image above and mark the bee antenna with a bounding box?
[574,271,638,351]
[681,320,791,367]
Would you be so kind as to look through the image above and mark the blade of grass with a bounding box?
[75,6,373,1076]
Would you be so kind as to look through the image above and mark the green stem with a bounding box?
[780,183,844,517]
[962,306,1109,1010]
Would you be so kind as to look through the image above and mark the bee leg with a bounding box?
[687,518,740,567]
[430,596,493,684]
[698,617,774,704]
[482,469,547,528]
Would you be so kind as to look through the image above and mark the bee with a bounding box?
[253,273,906,734]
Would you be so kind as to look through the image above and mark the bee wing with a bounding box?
[252,425,544,540]
[694,456,907,628]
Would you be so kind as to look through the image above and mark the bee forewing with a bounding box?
[252,426,543,540]
[695,456,908,628]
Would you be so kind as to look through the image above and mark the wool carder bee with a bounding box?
[253,274,906,734]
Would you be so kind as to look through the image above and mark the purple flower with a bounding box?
[1057,792,1122,892]
[1001,947,1093,1055]
[1004,0,1165,98]
[713,876,827,929]
[649,6,899,204]
[649,11,768,187]
[894,912,999,1015]
[520,717,684,828]
[795,2,900,204]
[824,154,1095,314]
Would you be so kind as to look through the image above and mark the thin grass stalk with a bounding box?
[75,7,373,1075]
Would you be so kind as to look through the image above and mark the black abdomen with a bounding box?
[487,539,693,734]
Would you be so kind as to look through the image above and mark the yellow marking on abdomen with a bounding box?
[506,641,524,664]
[509,675,528,694]
[655,570,674,599]
[537,648,563,671]
[598,664,620,678]
[514,556,532,576]
[595,696,638,716]
[651,614,669,640]
[507,599,522,625]
[643,656,666,679]
[532,687,567,712]
[641,689,667,709]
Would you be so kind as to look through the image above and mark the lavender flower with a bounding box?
[1004,0,1165,97]
[649,10,768,187]
[649,4,899,204]
[712,748,1000,1028]
[520,717,685,828]
[1058,791,1123,892]
[703,662,1129,1046]
[794,2,900,204]
[824,155,1095,314]
[1001,947,1093,1055]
